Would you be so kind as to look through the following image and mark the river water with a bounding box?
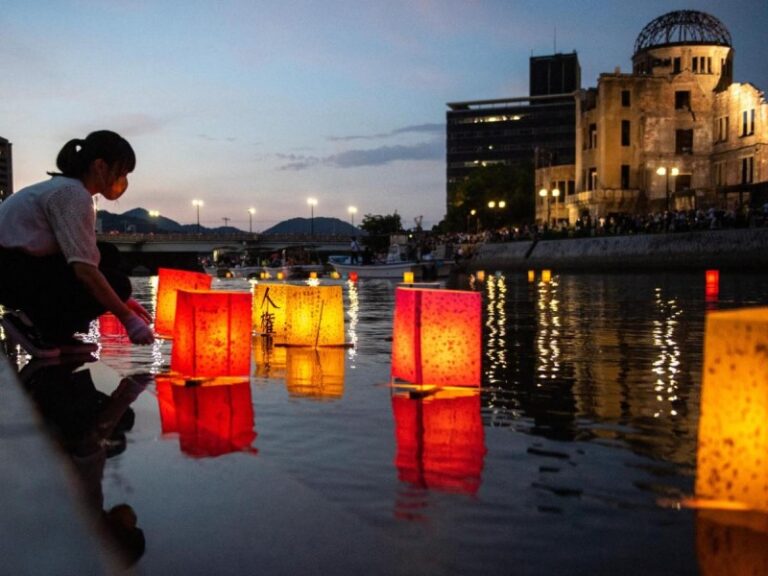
[43,272,768,573]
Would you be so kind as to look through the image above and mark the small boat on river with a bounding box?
[329,244,449,279]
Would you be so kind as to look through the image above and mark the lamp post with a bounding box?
[656,166,679,213]
[307,197,318,237]
[248,207,255,234]
[192,199,204,234]
[487,200,506,230]
[467,208,477,233]
[538,188,559,227]
[348,205,357,228]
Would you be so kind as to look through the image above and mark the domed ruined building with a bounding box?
[536,10,767,224]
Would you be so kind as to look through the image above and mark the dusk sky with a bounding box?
[2,0,766,231]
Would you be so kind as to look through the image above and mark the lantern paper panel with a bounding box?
[284,285,345,347]
[155,268,212,337]
[695,307,768,512]
[696,510,768,576]
[171,290,252,378]
[285,347,345,400]
[391,287,482,387]
[392,390,486,494]
[253,339,288,379]
[253,283,290,342]
[172,381,256,458]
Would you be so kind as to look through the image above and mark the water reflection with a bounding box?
[346,279,359,364]
[285,347,345,400]
[20,359,147,566]
[154,377,257,457]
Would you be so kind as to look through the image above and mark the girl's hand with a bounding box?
[126,297,152,324]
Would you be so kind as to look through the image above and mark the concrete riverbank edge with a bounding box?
[0,352,119,575]
[471,227,768,271]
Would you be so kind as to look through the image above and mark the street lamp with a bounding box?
[656,166,680,212]
[539,188,559,227]
[192,199,204,234]
[487,200,506,229]
[348,205,358,228]
[467,208,477,233]
[248,207,256,234]
[307,197,318,237]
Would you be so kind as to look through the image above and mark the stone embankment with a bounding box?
[471,227,768,271]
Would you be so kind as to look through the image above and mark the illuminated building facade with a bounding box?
[0,137,12,202]
[537,10,768,224]
[446,53,580,211]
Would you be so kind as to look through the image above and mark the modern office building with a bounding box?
[446,53,580,212]
[0,137,12,202]
[537,10,768,224]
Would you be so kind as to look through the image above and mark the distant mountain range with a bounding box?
[96,208,363,236]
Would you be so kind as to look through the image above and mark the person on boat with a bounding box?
[0,130,154,358]
[350,237,361,264]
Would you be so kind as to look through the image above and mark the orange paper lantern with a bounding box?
[527,270,535,283]
[541,269,552,283]
[705,269,720,299]
[403,271,414,284]
[285,347,345,400]
[155,268,211,337]
[392,389,486,494]
[391,287,482,386]
[284,285,345,347]
[171,290,252,378]
[172,381,256,458]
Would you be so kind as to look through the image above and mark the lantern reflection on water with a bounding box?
[155,268,211,337]
[285,347,345,400]
[392,389,486,494]
[391,287,481,387]
[253,338,288,378]
[171,290,252,378]
[98,312,127,338]
[696,509,768,575]
[696,307,768,513]
[155,377,256,457]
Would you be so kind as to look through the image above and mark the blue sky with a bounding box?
[2,0,766,230]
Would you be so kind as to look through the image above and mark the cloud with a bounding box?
[197,133,238,143]
[278,138,443,171]
[328,123,444,142]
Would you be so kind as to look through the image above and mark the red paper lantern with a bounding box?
[705,269,720,299]
[391,287,482,386]
[155,268,211,337]
[171,290,252,378]
[392,389,486,494]
[172,381,256,458]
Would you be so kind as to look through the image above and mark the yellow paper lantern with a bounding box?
[330,271,341,280]
[403,271,415,284]
[252,283,290,342]
[284,285,345,347]
[696,307,768,512]
[475,270,486,282]
[541,269,552,283]
[155,268,212,337]
[309,271,318,279]
[527,270,535,283]
[391,287,482,387]
[285,347,345,400]
[276,271,285,280]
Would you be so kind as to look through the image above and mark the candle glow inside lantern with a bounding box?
[475,270,485,282]
[284,285,345,347]
[285,347,345,400]
[391,287,481,387]
[392,389,486,494]
[171,290,252,378]
[155,268,212,337]
[253,283,290,342]
[695,307,768,512]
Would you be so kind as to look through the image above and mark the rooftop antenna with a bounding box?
[554,26,557,53]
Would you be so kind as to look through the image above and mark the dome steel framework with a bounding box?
[633,10,731,55]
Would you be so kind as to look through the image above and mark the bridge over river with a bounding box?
[98,232,353,273]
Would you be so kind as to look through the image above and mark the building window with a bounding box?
[741,109,756,136]
[567,180,575,196]
[589,124,597,148]
[742,157,754,184]
[588,167,597,191]
[621,90,631,107]
[675,91,691,110]
[714,162,726,187]
[692,57,698,73]
[621,165,630,189]
[621,120,630,146]
[676,129,693,154]
[673,57,681,74]
[717,116,729,142]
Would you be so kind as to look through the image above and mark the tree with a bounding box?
[446,163,535,232]
[359,212,404,255]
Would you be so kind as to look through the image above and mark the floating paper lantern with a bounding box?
[155,268,212,337]
[705,269,720,300]
[403,271,414,284]
[285,347,345,400]
[330,271,341,280]
[253,283,290,341]
[172,381,256,458]
[284,285,345,347]
[541,269,552,283]
[392,389,486,494]
[349,271,358,282]
[276,271,285,280]
[391,287,481,386]
[695,307,768,512]
[309,271,318,279]
[475,270,486,282]
[171,290,252,378]
[527,270,535,283]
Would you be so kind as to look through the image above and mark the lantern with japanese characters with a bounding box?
[253,283,290,342]
[696,307,768,513]
[171,290,252,378]
[391,287,481,387]
[155,268,211,337]
[284,285,345,347]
